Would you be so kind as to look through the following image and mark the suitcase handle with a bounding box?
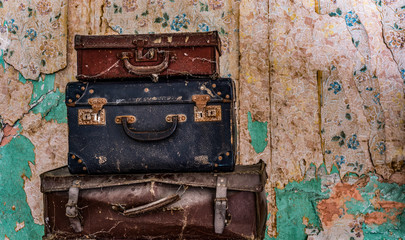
[112,193,181,216]
[119,51,169,75]
[121,115,178,141]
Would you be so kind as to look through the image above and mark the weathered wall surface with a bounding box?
[0,0,403,239]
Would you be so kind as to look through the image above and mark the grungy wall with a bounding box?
[0,0,404,239]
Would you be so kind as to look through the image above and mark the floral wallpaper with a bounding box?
[0,0,67,80]
[103,0,240,79]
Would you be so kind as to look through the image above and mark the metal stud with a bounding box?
[89,89,94,94]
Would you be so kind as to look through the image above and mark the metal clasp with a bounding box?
[88,98,107,113]
[192,95,221,122]
[115,115,136,124]
[192,95,210,111]
[133,38,158,62]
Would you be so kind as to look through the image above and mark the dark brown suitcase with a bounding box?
[75,31,221,80]
[41,162,267,240]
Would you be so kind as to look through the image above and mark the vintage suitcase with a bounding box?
[75,31,221,80]
[66,78,235,174]
[41,161,267,240]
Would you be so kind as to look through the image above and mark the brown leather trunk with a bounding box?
[41,162,267,240]
[75,31,221,80]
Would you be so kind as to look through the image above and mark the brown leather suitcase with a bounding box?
[75,31,221,81]
[41,162,267,240]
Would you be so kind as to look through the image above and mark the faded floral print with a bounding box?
[123,0,138,12]
[104,0,240,78]
[208,0,223,10]
[0,0,67,79]
[36,0,52,15]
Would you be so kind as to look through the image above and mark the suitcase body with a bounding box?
[75,32,221,80]
[66,78,235,174]
[41,162,267,240]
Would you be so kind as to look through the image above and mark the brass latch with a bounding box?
[88,98,107,113]
[192,95,221,122]
[192,95,211,111]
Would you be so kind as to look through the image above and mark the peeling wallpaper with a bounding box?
[0,0,404,239]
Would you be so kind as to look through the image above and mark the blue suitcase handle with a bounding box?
[121,116,178,141]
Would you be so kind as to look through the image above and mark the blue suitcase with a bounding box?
[66,78,236,174]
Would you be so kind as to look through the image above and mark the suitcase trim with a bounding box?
[74,31,222,56]
[40,161,266,193]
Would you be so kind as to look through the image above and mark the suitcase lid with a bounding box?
[75,31,221,56]
[65,79,233,107]
[40,161,267,193]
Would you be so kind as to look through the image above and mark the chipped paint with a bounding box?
[267,164,329,239]
[20,73,67,123]
[345,175,405,239]
[0,135,43,239]
[247,112,268,154]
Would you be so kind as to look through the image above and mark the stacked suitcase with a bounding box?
[41,31,267,239]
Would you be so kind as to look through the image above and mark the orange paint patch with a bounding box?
[0,124,19,146]
[365,211,388,225]
[365,201,405,226]
[317,183,363,228]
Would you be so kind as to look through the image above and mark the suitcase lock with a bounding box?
[192,95,222,122]
[78,98,107,125]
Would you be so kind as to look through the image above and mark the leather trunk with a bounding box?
[66,78,235,174]
[41,162,268,240]
[75,31,221,80]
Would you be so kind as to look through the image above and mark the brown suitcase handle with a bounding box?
[119,51,169,75]
[112,193,181,216]
[120,116,178,141]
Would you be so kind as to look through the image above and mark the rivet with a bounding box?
[71,155,76,159]
[217,91,222,95]
[81,86,85,91]
[68,99,73,103]
[83,166,87,171]
[144,88,149,93]
[226,152,230,156]
[218,156,223,161]
[89,89,94,94]
[75,94,80,99]
[212,84,217,88]
[214,163,218,167]
[78,159,83,164]
[225,94,230,99]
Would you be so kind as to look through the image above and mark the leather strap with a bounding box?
[66,180,82,232]
[214,176,228,234]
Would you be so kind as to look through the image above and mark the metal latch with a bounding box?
[133,38,158,62]
[88,98,107,113]
[192,95,211,111]
[192,95,221,122]
[78,98,107,126]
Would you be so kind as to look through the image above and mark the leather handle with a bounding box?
[112,194,181,216]
[120,51,169,75]
[121,116,178,141]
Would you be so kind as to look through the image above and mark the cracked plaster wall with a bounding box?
[0,0,404,239]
